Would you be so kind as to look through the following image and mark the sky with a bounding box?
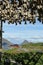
[2,19,43,44]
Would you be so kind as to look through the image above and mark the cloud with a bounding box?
[2,21,43,43]
[3,31,43,40]
[30,36,43,39]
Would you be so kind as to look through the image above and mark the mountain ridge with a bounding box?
[2,38,13,45]
[21,40,29,44]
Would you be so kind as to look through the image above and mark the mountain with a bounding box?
[22,40,29,44]
[2,38,13,49]
[2,38,13,45]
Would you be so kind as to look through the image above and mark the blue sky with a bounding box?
[2,19,43,44]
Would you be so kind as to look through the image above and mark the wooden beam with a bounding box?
[0,21,2,49]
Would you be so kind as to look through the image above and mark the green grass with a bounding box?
[2,42,43,54]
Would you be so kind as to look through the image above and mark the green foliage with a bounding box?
[1,52,43,65]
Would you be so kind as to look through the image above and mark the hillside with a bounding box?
[21,40,43,52]
[22,40,29,44]
[21,40,43,46]
[2,38,20,49]
[2,38,13,49]
[2,38,13,45]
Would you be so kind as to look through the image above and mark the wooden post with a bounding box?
[0,21,2,62]
[0,21,2,49]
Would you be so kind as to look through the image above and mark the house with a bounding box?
[10,44,19,48]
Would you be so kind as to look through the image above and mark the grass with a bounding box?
[1,42,42,55]
[22,43,43,52]
[1,42,43,65]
